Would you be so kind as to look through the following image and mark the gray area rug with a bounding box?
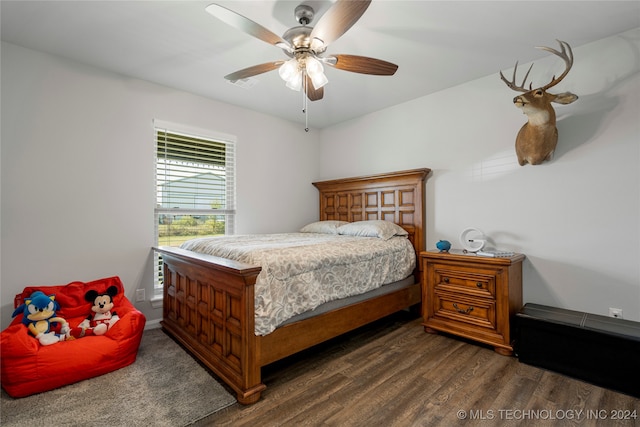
[1,328,236,426]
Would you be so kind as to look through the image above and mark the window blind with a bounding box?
[155,129,235,215]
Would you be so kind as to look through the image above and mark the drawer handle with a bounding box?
[476,282,483,288]
[443,277,449,283]
[453,303,474,314]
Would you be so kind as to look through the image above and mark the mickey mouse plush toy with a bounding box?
[77,285,120,336]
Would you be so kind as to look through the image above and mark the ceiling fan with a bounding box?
[206,0,398,103]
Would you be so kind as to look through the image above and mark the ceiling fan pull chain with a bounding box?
[303,70,309,132]
[304,98,309,132]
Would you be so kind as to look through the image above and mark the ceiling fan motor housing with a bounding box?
[282,26,313,52]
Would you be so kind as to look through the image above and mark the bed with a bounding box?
[154,168,430,404]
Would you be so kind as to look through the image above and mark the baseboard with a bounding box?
[144,318,162,330]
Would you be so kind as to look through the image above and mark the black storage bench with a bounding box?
[516,303,640,397]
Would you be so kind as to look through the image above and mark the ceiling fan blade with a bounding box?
[224,61,284,81]
[206,4,291,49]
[326,54,398,76]
[310,0,371,47]
[305,75,324,101]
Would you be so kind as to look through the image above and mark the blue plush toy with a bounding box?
[12,291,70,345]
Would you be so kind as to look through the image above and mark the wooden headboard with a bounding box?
[312,168,431,256]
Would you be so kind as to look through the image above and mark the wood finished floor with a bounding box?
[194,311,639,427]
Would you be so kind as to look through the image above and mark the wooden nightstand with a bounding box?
[420,250,525,356]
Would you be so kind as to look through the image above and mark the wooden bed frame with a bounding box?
[154,168,430,404]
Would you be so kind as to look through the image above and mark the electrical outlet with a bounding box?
[609,307,623,319]
[136,289,145,302]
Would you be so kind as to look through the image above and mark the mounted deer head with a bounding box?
[500,40,578,166]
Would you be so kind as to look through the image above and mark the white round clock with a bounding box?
[459,228,486,253]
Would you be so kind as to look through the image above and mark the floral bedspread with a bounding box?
[180,233,416,335]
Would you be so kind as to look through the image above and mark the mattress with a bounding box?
[181,232,416,335]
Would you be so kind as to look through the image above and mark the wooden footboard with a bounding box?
[156,168,430,404]
[157,246,266,404]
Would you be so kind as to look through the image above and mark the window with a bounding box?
[153,120,236,295]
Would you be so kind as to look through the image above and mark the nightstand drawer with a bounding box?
[433,267,495,298]
[433,291,496,330]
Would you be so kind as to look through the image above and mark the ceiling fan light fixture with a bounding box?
[310,73,328,90]
[285,70,303,91]
[305,56,323,75]
[306,57,328,89]
[279,58,299,80]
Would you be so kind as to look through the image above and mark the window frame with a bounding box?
[152,119,236,298]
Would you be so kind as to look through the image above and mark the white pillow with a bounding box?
[337,220,408,240]
[299,220,350,234]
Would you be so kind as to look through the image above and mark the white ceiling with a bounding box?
[2,1,639,129]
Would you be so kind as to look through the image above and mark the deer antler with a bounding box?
[500,61,534,93]
[537,40,574,90]
[500,39,574,92]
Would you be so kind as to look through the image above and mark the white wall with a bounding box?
[318,29,640,320]
[0,42,320,328]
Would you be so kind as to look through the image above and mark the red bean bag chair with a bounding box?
[1,276,146,398]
